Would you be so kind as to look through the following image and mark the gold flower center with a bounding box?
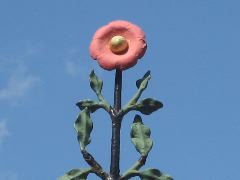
[109,35,129,54]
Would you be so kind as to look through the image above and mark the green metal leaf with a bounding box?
[120,169,173,180]
[122,71,153,115]
[136,98,163,115]
[74,108,93,150]
[58,168,92,180]
[120,170,139,180]
[140,169,173,180]
[89,70,103,94]
[136,70,151,90]
[131,115,153,156]
[76,99,104,113]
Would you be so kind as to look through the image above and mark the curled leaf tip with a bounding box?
[133,114,143,124]
[136,70,151,89]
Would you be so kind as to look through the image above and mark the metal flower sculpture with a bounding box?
[90,20,147,70]
[59,20,173,180]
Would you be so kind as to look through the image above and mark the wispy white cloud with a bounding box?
[0,72,39,101]
[64,47,106,79]
[65,61,82,76]
[65,59,104,79]
[0,56,40,102]
[0,120,9,145]
[63,47,86,77]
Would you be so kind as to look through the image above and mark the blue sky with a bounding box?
[0,0,240,180]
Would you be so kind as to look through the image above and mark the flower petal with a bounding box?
[89,20,147,70]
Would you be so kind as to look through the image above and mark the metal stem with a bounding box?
[81,150,109,179]
[110,69,122,180]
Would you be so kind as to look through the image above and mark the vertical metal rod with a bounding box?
[110,69,122,180]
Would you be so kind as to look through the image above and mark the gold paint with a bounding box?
[109,35,128,54]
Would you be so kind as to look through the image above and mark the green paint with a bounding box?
[131,115,153,156]
[74,108,93,150]
[58,168,93,180]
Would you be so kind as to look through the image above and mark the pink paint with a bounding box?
[89,20,147,71]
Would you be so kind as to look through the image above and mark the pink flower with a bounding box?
[89,20,147,71]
